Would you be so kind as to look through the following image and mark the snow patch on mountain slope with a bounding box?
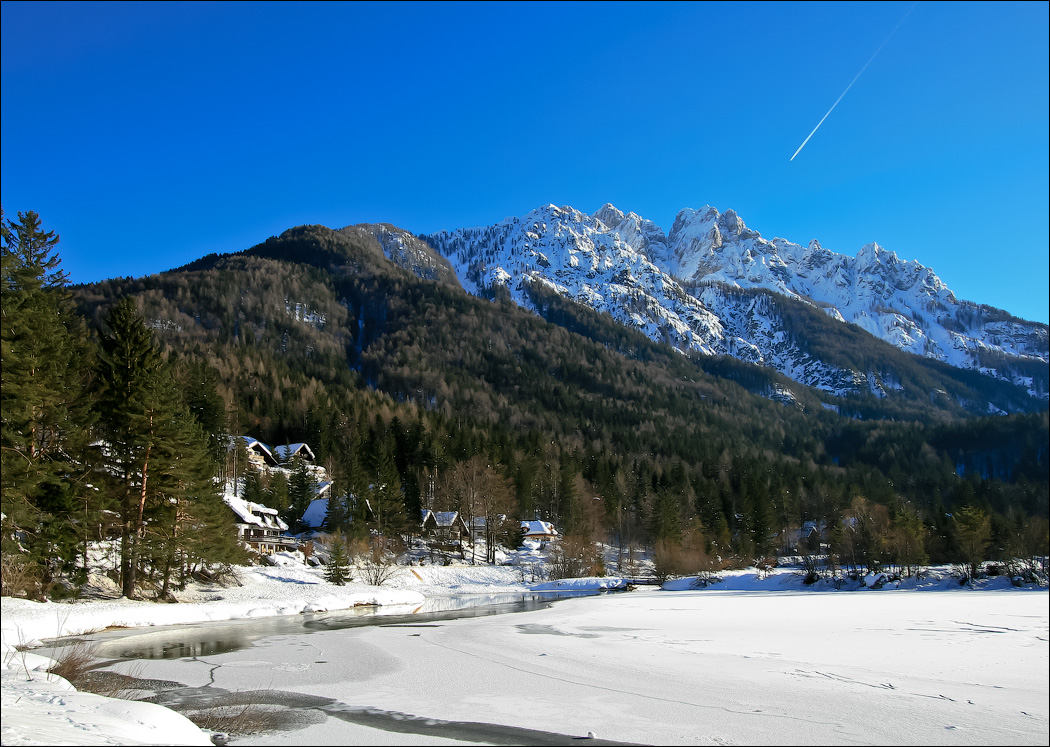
[424,203,1048,401]
[430,204,726,356]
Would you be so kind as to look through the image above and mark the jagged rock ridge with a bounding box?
[423,203,1048,404]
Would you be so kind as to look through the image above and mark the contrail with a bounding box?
[790,3,917,162]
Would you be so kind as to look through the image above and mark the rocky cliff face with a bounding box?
[424,203,1048,403]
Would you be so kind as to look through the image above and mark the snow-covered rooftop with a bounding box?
[273,442,315,462]
[223,492,287,531]
[301,497,329,529]
[522,519,557,537]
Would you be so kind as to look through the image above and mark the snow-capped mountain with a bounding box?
[424,204,1048,402]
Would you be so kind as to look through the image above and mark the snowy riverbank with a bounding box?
[3,562,1047,745]
[1,556,574,746]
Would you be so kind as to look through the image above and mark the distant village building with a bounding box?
[224,493,297,553]
[421,510,470,542]
[418,509,470,559]
[273,442,316,464]
[301,496,330,531]
[778,520,828,554]
[240,437,278,469]
[521,520,558,547]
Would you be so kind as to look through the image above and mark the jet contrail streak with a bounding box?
[790,3,917,162]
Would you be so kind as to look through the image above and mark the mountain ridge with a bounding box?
[423,203,1048,404]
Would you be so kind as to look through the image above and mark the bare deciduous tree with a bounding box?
[443,455,514,564]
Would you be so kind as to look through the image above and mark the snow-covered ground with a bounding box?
[1,553,428,647]
[2,562,1047,746]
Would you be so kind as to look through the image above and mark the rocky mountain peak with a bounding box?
[593,203,626,229]
[421,202,1048,403]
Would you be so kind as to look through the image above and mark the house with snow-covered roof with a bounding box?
[301,497,330,531]
[238,436,278,468]
[223,492,297,554]
[273,442,316,464]
[419,509,470,558]
[521,520,558,547]
[231,436,330,489]
[421,510,469,542]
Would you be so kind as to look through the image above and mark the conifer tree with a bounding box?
[241,468,267,506]
[267,471,290,515]
[286,454,317,531]
[336,413,369,536]
[152,409,245,597]
[363,426,408,540]
[1,210,94,595]
[93,298,245,599]
[953,505,992,582]
[174,359,227,466]
[889,504,928,577]
[323,488,350,535]
[324,536,352,585]
[94,298,166,598]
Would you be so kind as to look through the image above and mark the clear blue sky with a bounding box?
[3,1,1047,323]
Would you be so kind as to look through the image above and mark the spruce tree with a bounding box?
[335,413,368,537]
[94,298,244,598]
[364,426,407,539]
[286,455,317,531]
[323,488,350,535]
[1,210,94,596]
[267,471,290,515]
[94,298,165,598]
[953,505,992,582]
[154,388,247,597]
[324,536,352,585]
[242,469,267,505]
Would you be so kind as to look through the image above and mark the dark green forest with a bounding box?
[3,213,1048,600]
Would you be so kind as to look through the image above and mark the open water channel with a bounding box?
[44,591,639,746]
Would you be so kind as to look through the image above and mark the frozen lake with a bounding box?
[50,586,1050,746]
[70,590,600,660]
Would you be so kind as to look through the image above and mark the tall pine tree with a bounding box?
[1,210,94,596]
[286,454,317,532]
[95,298,165,598]
[93,298,240,598]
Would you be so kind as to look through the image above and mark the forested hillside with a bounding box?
[3,213,1047,600]
[79,225,1050,564]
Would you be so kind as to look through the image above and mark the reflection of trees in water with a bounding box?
[97,591,601,660]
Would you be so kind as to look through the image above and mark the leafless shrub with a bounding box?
[516,560,546,584]
[354,536,400,586]
[547,534,601,580]
[616,542,644,577]
[182,692,285,736]
[653,531,723,583]
[754,557,778,579]
[798,551,823,584]
[46,641,96,684]
[1,555,43,599]
[193,564,243,588]
[1005,556,1049,586]
[46,641,144,699]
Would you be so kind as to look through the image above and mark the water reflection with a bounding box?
[87,591,598,661]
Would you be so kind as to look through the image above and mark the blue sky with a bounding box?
[3,1,1047,323]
